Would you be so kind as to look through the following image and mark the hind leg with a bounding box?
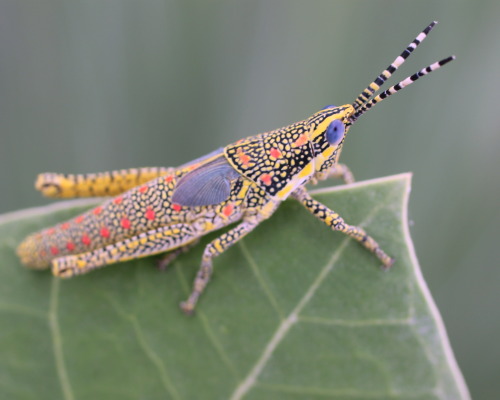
[52,223,200,278]
[36,167,174,198]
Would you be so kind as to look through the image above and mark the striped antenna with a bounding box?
[349,56,455,123]
[353,21,438,110]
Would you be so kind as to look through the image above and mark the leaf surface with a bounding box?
[0,174,469,400]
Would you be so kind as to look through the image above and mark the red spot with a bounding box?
[75,215,85,224]
[139,185,148,193]
[81,234,91,246]
[270,147,282,159]
[260,173,272,186]
[172,203,182,212]
[121,217,131,229]
[50,246,59,256]
[165,175,174,183]
[46,228,56,235]
[66,242,75,251]
[237,149,251,166]
[93,206,103,215]
[113,197,123,205]
[222,204,234,217]
[292,133,309,148]
[100,227,110,238]
[61,222,70,230]
[145,207,155,221]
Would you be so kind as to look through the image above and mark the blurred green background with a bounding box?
[0,0,498,398]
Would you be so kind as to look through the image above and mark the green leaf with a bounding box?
[0,174,469,400]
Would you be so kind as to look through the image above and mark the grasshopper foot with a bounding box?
[382,257,395,271]
[157,241,199,271]
[157,252,178,271]
[179,301,195,315]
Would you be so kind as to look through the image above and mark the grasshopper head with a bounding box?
[306,105,354,174]
[307,21,455,175]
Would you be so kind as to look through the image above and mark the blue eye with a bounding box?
[326,119,345,145]
[322,104,336,110]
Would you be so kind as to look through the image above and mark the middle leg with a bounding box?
[180,217,262,314]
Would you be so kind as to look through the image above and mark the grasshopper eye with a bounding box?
[322,104,336,110]
[326,119,345,146]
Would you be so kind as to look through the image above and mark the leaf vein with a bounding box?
[230,185,402,399]
[230,238,350,400]
[105,295,182,400]
[175,262,241,381]
[129,316,182,400]
[238,241,285,319]
[49,278,75,400]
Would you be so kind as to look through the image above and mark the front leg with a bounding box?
[292,186,394,268]
[310,163,354,185]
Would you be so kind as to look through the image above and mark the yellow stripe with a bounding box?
[321,147,335,159]
[309,119,331,140]
[275,160,315,200]
[214,241,224,253]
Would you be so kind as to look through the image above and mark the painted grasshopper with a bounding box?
[17,22,454,313]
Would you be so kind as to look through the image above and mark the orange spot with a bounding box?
[100,227,110,238]
[113,197,123,205]
[121,217,131,229]
[145,207,155,221]
[50,246,59,256]
[270,147,282,159]
[93,206,102,215]
[292,133,308,148]
[188,163,200,171]
[172,203,182,212]
[260,173,272,186]
[237,149,251,166]
[75,215,85,224]
[46,228,56,235]
[222,204,234,217]
[61,222,70,230]
[165,175,174,183]
[139,185,148,193]
[66,242,75,251]
[81,234,91,246]
[40,250,47,258]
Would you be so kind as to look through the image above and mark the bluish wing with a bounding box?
[177,147,223,169]
[172,155,240,207]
